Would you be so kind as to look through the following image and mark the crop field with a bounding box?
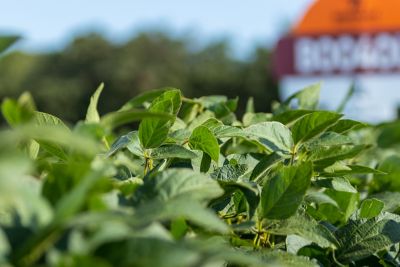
[1,40,400,267]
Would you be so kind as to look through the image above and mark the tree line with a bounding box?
[0,31,279,122]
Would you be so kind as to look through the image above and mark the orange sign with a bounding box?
[294,0,400,35]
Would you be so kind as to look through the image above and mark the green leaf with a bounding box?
[316,190,359,224]
[136,198,229,234]
[34,111,69,130]
[210,161,248,181]
[137,168,223,203]
[305,192,339,208]
[101,109,172,131]
[53,166,110,223]
[322,164,384,177]
[94,237,200,267]
[242,112,273,127]
[291,111,342,145]
[369,192,400,212]
[359,198,385,219]
[85,83,104,123]
[313,177,357,193]
[335,213,400,263]
[201,118,245,139]
[217,180,260,219]
[119,87,170,111]
[1,98,34,126]
[268,212,339,249]
[150,144,197,159]
[260,250,319,267]
[304,132,353,149]
[107,131,140,157]
[189,126,220,162]
[245,122,293,154]
[327,119,368,134]
[308,145,367,167]
[250,152,283,181]
[272,110,314,126]
[0,153,53,227]
[284,83,321,110]
[139,90,182,148]
[0,124,100,157]
[260,162,313,219]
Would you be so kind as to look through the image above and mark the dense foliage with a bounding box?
[0,32,278,122]
[1,37,400,267]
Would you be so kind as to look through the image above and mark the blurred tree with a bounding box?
[0,31,279,122]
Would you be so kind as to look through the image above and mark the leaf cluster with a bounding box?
[0,82,399,267]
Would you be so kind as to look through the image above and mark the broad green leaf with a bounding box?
[316,190,359,224]
[245,122,293,154]
[85,83,104,123]
[313,177,357,193]
[327,119,368,134]
[242,112,273,127]
[134,198,229,234]
[187,110,215,130]
[291,111,342,145]
[284,83,321,110]
[139,90,181,148]
[359,198,384,219]
[369,192,400,212]
[259,250,318,267]
[189,126,220,162]
[151,89,182,115]
[107,131,140,157]
[250,152,283,181]
[34,111,69,130]
[136,168,223,203]
[322,164,384,177]
[1,98,34,126]
[305,192,339,208]
[201,118,245,139]
[53,165,111,223]
[335,212,400,263]
[119,88,170,111]
[210,161,248,181]
[150,144,197,159]
[101,109,172,131]
[260,162,313,219]
[286,235,312,254]
[217,180,260,219]
[0,154,53,227]
[308,144,367,167]
[304,132,353,149]
[0,124,100,157]
[94,237,200,267]
[272,110,314,126]
[268,212,339,249]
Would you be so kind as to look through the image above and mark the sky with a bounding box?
[1,0,313,55]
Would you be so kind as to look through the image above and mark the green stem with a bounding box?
[182,97,201,105]
[332,250,345,267]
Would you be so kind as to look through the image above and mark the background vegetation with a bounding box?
[0,31,279,122]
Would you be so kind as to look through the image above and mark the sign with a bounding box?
[274,0,400,78]
[275,32,400,76]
